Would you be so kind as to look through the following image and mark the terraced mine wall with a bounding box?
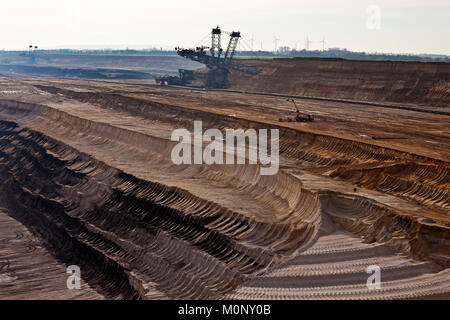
[29,86,450,215]
[229,58,450,106]
[0,100,323,299]
[0,120,320,299]
[0,90,449,299]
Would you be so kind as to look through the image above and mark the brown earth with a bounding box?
[0,58,449,300]
[0,53,203,82]
[0,53,202,76]
[230,58,450,107]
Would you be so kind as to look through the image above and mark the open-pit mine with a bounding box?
[0,56,449,300]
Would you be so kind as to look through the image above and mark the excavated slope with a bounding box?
[0,83,449,299]
[0,100,322,299]
[229,58,450,106]
[226,231,450,300]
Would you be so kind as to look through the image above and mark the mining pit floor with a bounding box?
[0,76,449,299]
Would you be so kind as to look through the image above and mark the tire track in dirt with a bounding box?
[226,231,450,300]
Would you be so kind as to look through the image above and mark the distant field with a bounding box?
[0,52,203,78]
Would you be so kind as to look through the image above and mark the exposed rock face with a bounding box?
[230,58,450,106]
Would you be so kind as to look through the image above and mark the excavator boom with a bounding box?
[158,26,258,88]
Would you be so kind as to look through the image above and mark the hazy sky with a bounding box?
[1,0,449,54]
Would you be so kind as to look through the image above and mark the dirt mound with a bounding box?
[229,58,450,106]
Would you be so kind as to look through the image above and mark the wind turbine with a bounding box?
[273,36,280,52]
[320,36,326,51]
[305,37,312,51]
[250,35,255,51]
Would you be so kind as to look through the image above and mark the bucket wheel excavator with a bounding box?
[156,26,258,88]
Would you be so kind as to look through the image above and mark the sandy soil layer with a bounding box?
[0,71,448,299]
[227,231,450,300]
[229,58,450,107]
[0,203,104,299]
